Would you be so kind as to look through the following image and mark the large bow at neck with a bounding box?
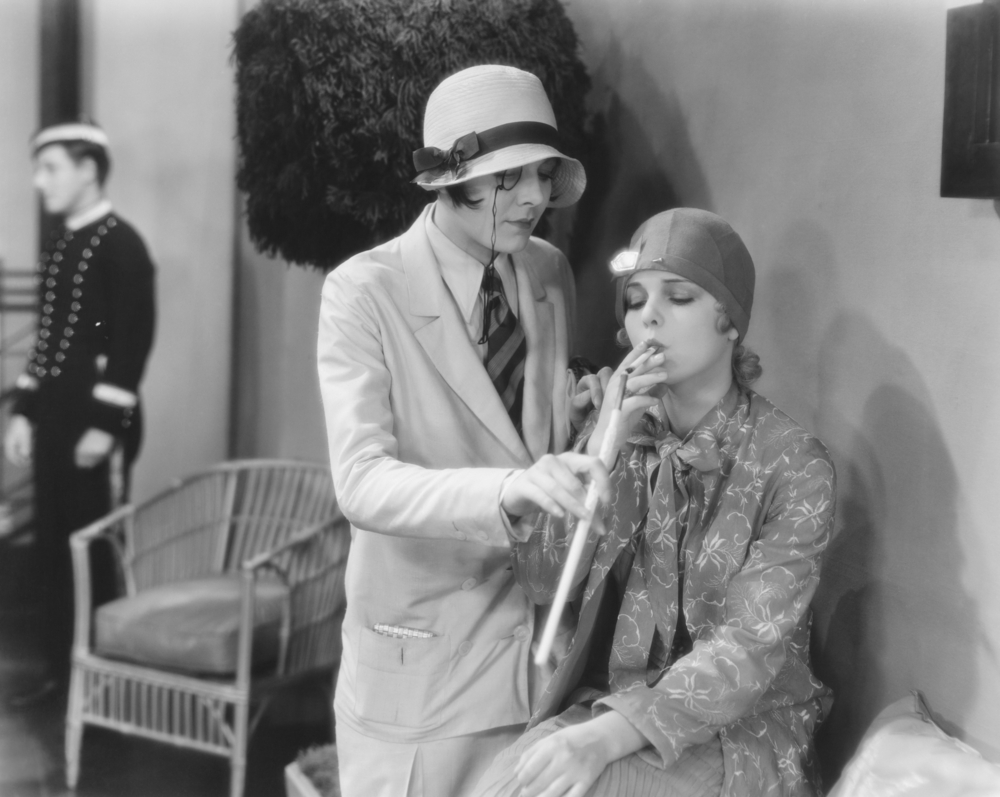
[631,413,723,474]
[657,429,722,473]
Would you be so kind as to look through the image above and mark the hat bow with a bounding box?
[412,131,480,176]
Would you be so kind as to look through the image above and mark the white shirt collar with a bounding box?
[426,207,486,324]
[66,199,113,231]
[425,205,517,325]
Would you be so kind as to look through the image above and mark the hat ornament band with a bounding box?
[412,120,563,178]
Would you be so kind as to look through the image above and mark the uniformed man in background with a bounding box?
[3,120,156,705]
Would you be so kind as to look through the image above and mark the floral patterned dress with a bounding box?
[512,385,836,796]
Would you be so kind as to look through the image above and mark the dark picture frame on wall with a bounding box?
[941,0,1000,198]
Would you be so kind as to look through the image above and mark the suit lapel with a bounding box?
[401,207,531,465]
[514,255,555,461]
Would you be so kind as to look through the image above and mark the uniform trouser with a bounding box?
[32,397,135,679]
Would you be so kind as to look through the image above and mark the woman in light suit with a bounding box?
[318,65,610,797]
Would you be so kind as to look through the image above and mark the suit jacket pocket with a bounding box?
[354,626,449,729]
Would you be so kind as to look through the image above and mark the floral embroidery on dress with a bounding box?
[514,385,837,796]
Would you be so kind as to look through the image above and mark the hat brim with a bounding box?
[413,144,585,208]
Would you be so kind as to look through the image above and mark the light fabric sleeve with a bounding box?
[318,270,517,546]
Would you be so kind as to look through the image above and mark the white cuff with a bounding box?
[499,470,538,543]
[16,374,38,391]
[93,382,138,408]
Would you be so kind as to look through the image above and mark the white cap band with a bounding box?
[32,123,110,153]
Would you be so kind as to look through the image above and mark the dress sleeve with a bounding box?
[595,438,836,768]
[318,270,517,546]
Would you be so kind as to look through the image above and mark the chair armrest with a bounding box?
[237,520,334,681]
[68,505,136,656]
[240,519,330,574]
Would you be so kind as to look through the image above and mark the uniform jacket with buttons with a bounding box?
[318,204,575,742]
[12,211,156,448]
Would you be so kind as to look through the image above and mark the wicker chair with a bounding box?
[64,459,350,797]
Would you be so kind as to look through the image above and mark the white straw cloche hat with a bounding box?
[412,65,586,208]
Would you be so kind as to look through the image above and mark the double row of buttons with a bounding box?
[28,217,116,380]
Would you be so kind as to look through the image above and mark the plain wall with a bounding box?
[562,0,1000,780]
[86,0,239,500]
[0,0,40,501]
[231,220,328,464]
[0,1,39,276]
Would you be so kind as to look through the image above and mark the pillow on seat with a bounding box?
[94,575,289,675]
[828,691,1000,797]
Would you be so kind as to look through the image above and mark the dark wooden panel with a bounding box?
[940,1,1000,198]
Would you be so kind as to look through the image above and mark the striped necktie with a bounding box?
[480,263,526,433]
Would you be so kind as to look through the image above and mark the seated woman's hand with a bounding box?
[586,340,668,460]
[568,367,613,431]
[514,721,610,797]
[514,712,649,797]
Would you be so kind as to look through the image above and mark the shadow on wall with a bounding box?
[811,312,983,786]
[763,217,983,786]
[566,42,713,367]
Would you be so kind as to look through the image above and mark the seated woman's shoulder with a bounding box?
[745,390,835,472]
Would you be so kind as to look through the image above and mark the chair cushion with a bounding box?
[94,575,289,675]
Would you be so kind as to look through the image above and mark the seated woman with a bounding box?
[474,208,836,797]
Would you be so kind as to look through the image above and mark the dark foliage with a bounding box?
[233,0,591,270]
[296,744,340,797]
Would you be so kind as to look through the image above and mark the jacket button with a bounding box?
[458,641,473,656]
[51,366,61,377]
[461,578,477,591]
[513,625,529,642]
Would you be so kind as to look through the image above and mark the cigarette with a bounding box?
[628,348,655,372]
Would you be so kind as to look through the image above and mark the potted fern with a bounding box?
[285,745,340,797]
[233,0,591,271]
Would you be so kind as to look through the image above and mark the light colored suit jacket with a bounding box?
[318,204,576,743]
